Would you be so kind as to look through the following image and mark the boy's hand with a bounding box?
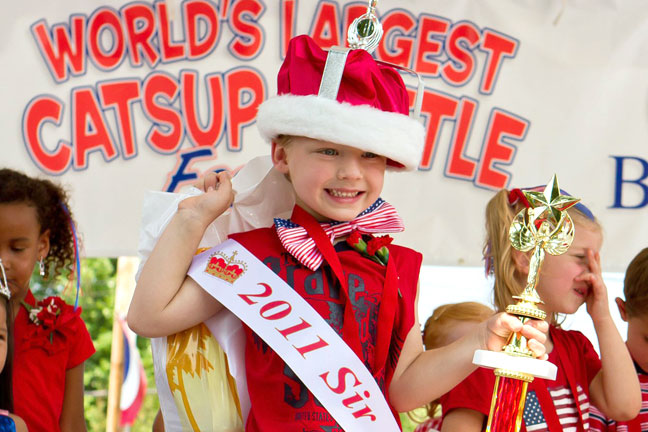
[482,313,549,360]
[576,249,611,323]
[178,171,234,227]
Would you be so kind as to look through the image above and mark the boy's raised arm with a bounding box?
[127,172,234,337]
[388,286,548,412]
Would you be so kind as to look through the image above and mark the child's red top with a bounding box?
[13,290,95,432]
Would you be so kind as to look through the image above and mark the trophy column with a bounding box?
[474,175,580,432]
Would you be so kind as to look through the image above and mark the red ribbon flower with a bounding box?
[346,231,393,266]
[21,296,79,347]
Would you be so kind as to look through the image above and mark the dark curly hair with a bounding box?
[0,168,76,279]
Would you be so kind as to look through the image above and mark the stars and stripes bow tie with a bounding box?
[274,198,404,271]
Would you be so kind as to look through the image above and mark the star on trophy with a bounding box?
[473,175,580,432]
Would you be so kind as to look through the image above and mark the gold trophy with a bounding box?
[473,175,579,432]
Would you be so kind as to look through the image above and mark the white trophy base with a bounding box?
[473,350,557,380]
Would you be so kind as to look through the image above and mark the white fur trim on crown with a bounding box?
[256,94,425,171]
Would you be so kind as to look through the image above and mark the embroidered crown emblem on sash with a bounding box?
[204,250,247,283]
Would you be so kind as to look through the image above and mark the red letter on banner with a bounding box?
[479,29,517,94]
[181,70,225,147]
[476,109,528,188]
[445,97,478,180]
[22,97,72,174]
[31,17,86,82]
[72,88,118,169]
[376,10,415,68]
[185,0,220,59]
[417,89,459,170]
[87,8,125,70]
[122,3,159,67]
[280,0,296,58]
[229,0,264,60]
[225,68,265,151]
[413,15,449,76]
[143,73,183,154]
[156,2,186,62]
[310,1,340,49]
[441,22,480,86]
[341,3,367,47]
[98,80,141,159]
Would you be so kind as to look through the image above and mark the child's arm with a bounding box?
[388,286,548,412]
[581,249,641,421]
[10,415,27,432]
[127,172,234,337]
[59,363,87,432]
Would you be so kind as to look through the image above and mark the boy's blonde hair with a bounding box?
[623,247,648,318]
[484,189,601,324]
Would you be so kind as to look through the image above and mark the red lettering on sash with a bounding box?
[276,318,312,339]
[238,282,273,305]
[259,300,292,320]
[319,367,362,394]
[294,337,329,358]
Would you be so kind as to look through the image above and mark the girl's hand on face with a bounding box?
[178,171,234,227]
[482,313,549,360]
[576,249,610,323]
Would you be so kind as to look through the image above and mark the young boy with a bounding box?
[590,247,648,431]
[127,35,547,430]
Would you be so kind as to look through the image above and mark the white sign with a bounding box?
[1,0,646,271]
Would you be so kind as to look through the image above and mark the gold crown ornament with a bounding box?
[204,251,247,284]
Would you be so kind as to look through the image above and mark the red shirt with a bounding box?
[231,227,422,431]
[589,360,648,431]
[13,291,95,432]
[442,326,601,432]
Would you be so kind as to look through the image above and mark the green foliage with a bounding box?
[32,258,159,431]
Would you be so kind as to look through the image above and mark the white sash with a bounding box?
[188,239,400,431]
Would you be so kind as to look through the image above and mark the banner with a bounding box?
[1,0,646,270]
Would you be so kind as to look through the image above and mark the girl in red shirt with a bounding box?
[0,169,95,432]
[441,188,641,432]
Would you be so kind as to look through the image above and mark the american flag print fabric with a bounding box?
[589,371,648,431]
[523,385,590,432]
[274,198,404,271]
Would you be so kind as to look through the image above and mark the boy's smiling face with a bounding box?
[272,137,387,222]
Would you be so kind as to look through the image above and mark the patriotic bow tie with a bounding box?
[274,199,405,271]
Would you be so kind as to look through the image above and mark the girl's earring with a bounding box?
[39,257,45,277]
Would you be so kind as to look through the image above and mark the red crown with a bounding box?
[204,251,247,283]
